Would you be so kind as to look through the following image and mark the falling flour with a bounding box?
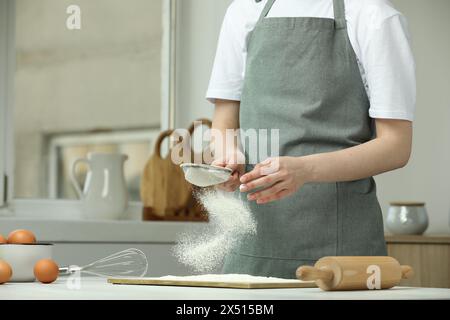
[173,189,256,272]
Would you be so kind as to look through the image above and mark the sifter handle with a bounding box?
[296,265,334,282]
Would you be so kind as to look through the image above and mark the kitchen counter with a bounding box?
[0,217,204,243]
[1,278,450,300]
[385,234,450,244]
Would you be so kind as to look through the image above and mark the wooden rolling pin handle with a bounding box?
[401,265,414,279]
[296,266,334,282]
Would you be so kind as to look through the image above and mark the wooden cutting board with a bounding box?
[107,276,316,289]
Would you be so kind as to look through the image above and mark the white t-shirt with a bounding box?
[206,0,416,121]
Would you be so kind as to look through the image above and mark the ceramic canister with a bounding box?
[386,202,429,235]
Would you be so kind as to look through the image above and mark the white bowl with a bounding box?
[0,243,53,282]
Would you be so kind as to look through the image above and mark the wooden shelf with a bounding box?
[385,234,450,244]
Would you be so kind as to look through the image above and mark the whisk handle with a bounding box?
[59,267,71,275]
[59,265,82,275]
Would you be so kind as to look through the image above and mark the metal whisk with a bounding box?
[59,248,148,278]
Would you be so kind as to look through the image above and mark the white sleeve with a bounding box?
[361,13,416,121]
[206,3,247,104]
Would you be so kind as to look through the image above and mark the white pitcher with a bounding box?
[70,152,128,220]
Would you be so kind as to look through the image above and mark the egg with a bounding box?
[7,229,36,244]
[0,234,6,244]
[0,260,12,284]
[34,259,59,284]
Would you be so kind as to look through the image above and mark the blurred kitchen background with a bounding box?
[1,0,449,287]
[13,0,163,201]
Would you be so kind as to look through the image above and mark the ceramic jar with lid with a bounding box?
[386,202,429,235]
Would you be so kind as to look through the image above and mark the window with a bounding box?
[0,0,14,207]
[0,0,175,207]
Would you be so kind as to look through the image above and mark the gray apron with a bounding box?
[222,0,387,279]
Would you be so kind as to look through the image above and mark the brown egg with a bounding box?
[0,260,12,284]
[7,229,36,244]
[34,259,59,284]
[0,234,6,244]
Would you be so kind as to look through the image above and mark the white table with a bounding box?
[1,278,450,300]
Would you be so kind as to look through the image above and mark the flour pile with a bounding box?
[156,274,300,283]
[173,189,256,272]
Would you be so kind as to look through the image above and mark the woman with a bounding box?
[207,0,415,278]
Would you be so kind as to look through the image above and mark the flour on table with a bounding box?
[157,274,301,283]
[173,189,256,272]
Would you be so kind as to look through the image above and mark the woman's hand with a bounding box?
[239,157,311,204]
[212,150,246,192]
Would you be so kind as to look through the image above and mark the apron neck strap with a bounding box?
[333,0,347,29]
[255,0,347,29]
[256,0,276,23]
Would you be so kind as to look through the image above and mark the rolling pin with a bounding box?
[296,256,413,291]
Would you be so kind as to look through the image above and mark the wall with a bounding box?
[175,0,450,233]
[174,0,232,129]
[376,0,450,233]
